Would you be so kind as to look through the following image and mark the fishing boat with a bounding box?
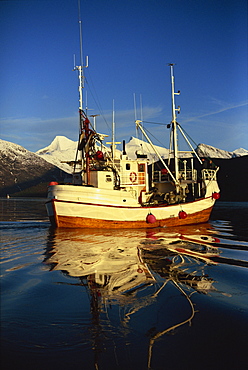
[45,18,220,229]
[46,61,220,228]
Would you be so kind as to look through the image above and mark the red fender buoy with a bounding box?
[146,213,157,224]
[49,182,58,186]
[179,210,187,219]
[213,237,220,243]
[212,192,220,200]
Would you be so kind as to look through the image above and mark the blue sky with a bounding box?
[1,0,247,152]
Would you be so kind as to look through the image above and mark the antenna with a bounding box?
[112,99,115,159]
[73,0,89,111]
[133,93,138,137]
[106,100,121,159]
[90,114,100,130]
[85,90,88,114]
[78,0,83,68]
[140,94,144,142]
[168,63,180,184]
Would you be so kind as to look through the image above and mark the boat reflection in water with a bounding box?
[44,224,222,369]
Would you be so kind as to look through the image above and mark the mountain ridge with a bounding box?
[0,139,68,197]
[0,137,247,200]
[35,135,248,172]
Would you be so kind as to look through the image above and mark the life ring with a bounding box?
[130,172,137,183]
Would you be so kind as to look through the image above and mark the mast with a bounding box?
[169,64,180,184]
[73,0,90,184]
[112,100,115,160]
[106,100,121,160]
[74,0,88,111]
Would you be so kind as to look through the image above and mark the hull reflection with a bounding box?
[44,224,223,368]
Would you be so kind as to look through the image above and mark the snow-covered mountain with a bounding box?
[35,135,248,173]
[0,139,66,196]
[36,136,78,173]
[196,143,233,159]
[196,143,248,159]
[0,138,52,173]
[125,137,170,160]
[232,148,248,157]
[128,139,248,159]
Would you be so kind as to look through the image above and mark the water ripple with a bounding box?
[1,200,248,370]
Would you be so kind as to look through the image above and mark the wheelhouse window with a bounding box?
[138,163,145,172]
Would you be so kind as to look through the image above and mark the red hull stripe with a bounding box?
[46,196,211,210]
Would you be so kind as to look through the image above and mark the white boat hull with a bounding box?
[46,184,217,228]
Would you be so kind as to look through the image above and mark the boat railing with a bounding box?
[179,169,198,181]
[201,169,217,181]
[153,169,197,183]
[152,171,170,183]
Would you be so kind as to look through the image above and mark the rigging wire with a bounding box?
[84,73,111,133]
[139,125,169,149]
[177,122,198,149]
[76,1,111,134]
[142,120,167,126]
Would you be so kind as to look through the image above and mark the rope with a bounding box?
[147,278,196,368]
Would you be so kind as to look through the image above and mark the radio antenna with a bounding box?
[78,0,83,68]
[73,0,88,110]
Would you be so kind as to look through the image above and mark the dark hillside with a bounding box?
[0,140,67,197]
[212,156,248,201]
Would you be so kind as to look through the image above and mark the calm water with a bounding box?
[1,199,248,370]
